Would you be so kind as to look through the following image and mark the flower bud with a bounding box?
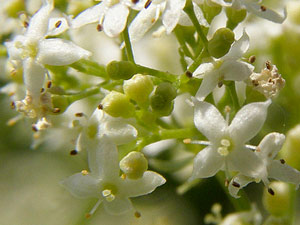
[200,0,222,24]
[123,74,154,103]
[280,125,300,170]
[120,151,148,179]
[226,7,247,30]
[101,91,135,118]
[5,0,25,18]
[207,28,235,58]
[155,82,177,102]
[150,94,174,116]
[262,181,291,217]
[67,0,93,17]
[106,60,137,80]
[51,94,72,113]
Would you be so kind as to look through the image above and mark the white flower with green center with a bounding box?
[61,135,166,216]
[5,0,91,120]
[189,99,271,181]
[194,31,254,102]
[129,0,208,42]
[229,132,300,198]
[71,0,145,37]
[212,0,287,23]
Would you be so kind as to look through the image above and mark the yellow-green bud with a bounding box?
[201,0,222,24]
[263,216,289,225]
[120,151,148,179]
[51,94,72,113]
[262,181,291,217]
[106,60,137,80]
[150,94,174,116]
[5,0,25,18]
[208,28,234,58]
[101,91,135,118]
[226,7,247,30]
[123,74,154,103]
[155,82,177,102]
[280,125,300,171]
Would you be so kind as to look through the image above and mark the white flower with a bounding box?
[5,0,91,121]
[213,0,287,23]
[61,135,166,216]
[229,132,300,198]
[189,99,271,181]
[194,31,253,101]
[129,0,208,42]
[71,0,145,37]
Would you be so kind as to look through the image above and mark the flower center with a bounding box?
[217,138,233,156]
[15,40,38,59]
[101,183,118,202]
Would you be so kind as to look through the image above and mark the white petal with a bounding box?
[121,171,166,197]
[195,69,220,101]
[23,58,46,98]
[212,84,225,105]
[103,4,129,37]
[210,0,232,7]
[88,135,120,179]
[193,3,209,27]
[26,0,53,40]
[5,36,25,61]
[257,132,285,159]
[268,160,300,188]
[47,17,69,36]
[129,5,158,42]
[162,0,186,34]
[193,99,227,142]
[189,146,225,180]
[228,147,264,178]
[235,81,246,106]
[103,197,132,215]
[221,60,254,81]
[72,3,105,29]
[37,38,91,66]
[243,2,287,24]
[60,173,100,198]
[223,31,250,60]
[101,120,137,145]
[229,100,271,145]
[193,62,214,77]
[229,175,253,198]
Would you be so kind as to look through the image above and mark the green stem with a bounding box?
[288,185,298,225]
[174,27,194,59]
[135,64,178,82]
[160,128,196,140]
[68,86,102,102]
[187,49,206,73]
[70,59,108,78]
[184,0,208,50]
[227,81,240,112]
[122,24,135,63]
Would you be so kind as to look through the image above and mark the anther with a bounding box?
[23,21,29,28]
[75,112,84,117]
[268,187,275,196]
[81,170,89,175]
[53,108,61,113]
[98,104,103,110]
[145,0,152,8]
[185,71,193,78]
[280,159,285,164]
[225,179,229,187]
[10,102,15,109]
[249,55,256,63]
[134,211,141,218]
[121,174,126,179]
[266,61,272,70]
[32,124,38,132]
[260,5,267,12]
[224,106,231,113]
[47,81,52,89]
[132,0,139,3]
[85,213,91,219]
[55,20,62,28]
[96,24,103,32]
[232,181,240,188]
[256,146,261,152]
[217,81,223,88]
[70,149,78,155]
[183,138,191,144]
[40,88,45,93]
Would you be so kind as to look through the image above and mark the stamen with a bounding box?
[86,199,102,218]
[98,104,103,110]
[185,71,193,78]
[102,189,111,197]
[249,55,256,63]
[121,174,126,179]
[280,159,285,164]
[266,61,272,70]
[96,24,103,32]
[260,5,267,12]
[134,211,141,218]
[145,0,152,8]
[47,81,52,89]
[53,108,61,113]
[75,112,84,117]
[70,149,78,155]
[217,147,229,156]
[40,88,45,93]
[183,139,211,146]
[245,144,257,151]
[217,81,223,88]
[81,170,89,175]
[132,0,139,3]
[220,139,230,147]
[32,124,38,132]
[10,102,15,109]
[232,181,240,188]
[23,21,29,28]
[55,20,62,28]
[268,187,275,195]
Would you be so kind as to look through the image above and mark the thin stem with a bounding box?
[159,128,196,140]
[122,24,135,63]
[187,49,206,73]
[68,86,102,102]
[227,82,240,112]
[135,64,178,82]
[174,27,194,59]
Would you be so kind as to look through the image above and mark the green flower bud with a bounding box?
[101,91,135,118]
[263,216,289,225]
[5,0,25,18]
[123,74,154,103]
[120,151,148,179]
[263,181,291,217]
[51,94,72,113]
[201,0,222,24]
[226,7,247,30]
[106,60,137,80]
[155,82,177,102]
[280,125,300,170]
[150,94,174,116]
[208,28,235,58]
[67,0,94,17]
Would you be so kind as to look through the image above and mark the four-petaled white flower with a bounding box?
[189,99,271,181]
[5,0,91,122]
[229,132,300,198]
[129,0,208,42]
[71,0,145,37]
[194,31,253,102]
[212,0,287,23]
[61,135,166,216]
